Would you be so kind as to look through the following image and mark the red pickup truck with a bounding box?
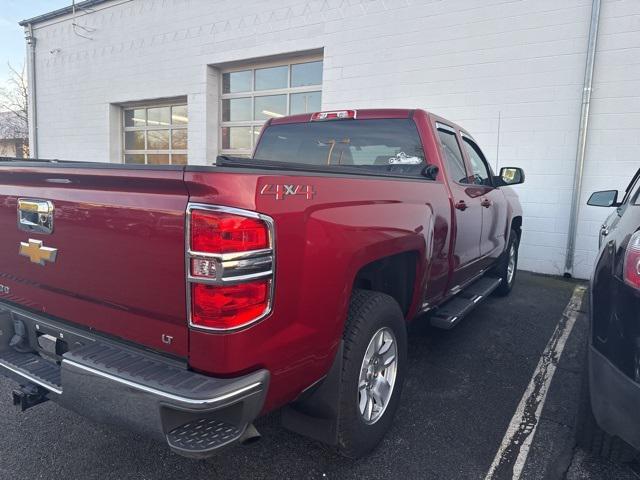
[0,109,523,459]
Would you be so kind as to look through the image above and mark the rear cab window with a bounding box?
[253,118,428,177]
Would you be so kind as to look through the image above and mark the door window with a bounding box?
[436,128,468,183]
[462,137,492,186]
[624,168,640,205]
[612,168,640,217]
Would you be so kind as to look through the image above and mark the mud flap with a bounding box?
[0,309,12,351]
[281,341,343,445]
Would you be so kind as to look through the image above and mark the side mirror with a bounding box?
[587,190,620,207]
[496,167,525,186]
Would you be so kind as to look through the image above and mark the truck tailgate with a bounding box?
[0,164,189,357]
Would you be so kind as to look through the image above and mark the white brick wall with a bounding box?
[27,0,640,278]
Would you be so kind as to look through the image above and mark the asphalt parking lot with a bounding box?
[0,271,637,480]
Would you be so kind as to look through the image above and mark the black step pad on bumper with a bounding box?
[0,349,62,394]
[167,418,243,455]
[431,276,502,329]
[64,342,265,406]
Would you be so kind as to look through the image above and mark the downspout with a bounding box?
[25,23,38,158]
[564,0,601,277]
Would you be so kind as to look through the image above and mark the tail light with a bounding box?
[191,281,269,330]
[187,205,275,331]
[623,230,640,290]
[191,210,268,253]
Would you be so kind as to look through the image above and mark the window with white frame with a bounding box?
[220,59,323,156]
[123,103,188,165]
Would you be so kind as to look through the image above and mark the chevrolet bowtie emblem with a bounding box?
[19,239,58,266]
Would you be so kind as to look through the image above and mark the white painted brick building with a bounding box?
[21,0,640,279]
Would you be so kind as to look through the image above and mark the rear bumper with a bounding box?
[0,304,269,458]
[589,345,640,452]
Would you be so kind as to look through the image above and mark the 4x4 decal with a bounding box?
[260,184,315,200]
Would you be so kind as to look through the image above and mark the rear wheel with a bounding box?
[493,229,519,296]
[336,289,407,458]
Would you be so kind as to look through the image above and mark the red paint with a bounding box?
[0,109,522,415]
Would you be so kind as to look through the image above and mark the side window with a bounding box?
[624,169,640,206]
[462,137,492,186]
[606,170,639,217]
[437,128,468,183]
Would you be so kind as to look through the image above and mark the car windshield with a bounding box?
[253,118,427,176]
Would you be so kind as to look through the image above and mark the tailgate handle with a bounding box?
[17,199,54,235]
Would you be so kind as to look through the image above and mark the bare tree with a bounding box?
[0,63,29,147]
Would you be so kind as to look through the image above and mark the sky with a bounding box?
[0,0,71,86]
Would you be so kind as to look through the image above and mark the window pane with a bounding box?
[124,108,146,127]
[147,154,170,165]
[172,154,187,165]
[222,126,252,150]
[437,130,467,183]
[254,95,287,120]
[222,97,252,121]
[223,70,252,93]
[147,107,171,127]
[291,61,323,87]
[125,131,145,150]
[290,91,321,114]
[124,154,145,164]
[255,66,288,91]
[147,129,170,149]
[171,105,188,125]
[254,119,426,177]
[172,129,188,149]
[462,139,491,186]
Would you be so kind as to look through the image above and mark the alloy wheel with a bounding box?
[357,327,398,425]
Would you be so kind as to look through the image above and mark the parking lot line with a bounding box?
[484,284,587,480]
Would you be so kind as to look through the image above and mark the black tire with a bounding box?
[576,349,636,463]
[336,289,408,458]
[493,229,519,296]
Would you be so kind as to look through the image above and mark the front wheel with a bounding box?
[336,289,408,458]
[493,229,519,296]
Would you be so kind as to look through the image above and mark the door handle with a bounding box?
[454,200,467,211]
[481,198,492,208]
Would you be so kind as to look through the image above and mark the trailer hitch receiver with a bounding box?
[12,383,49,412]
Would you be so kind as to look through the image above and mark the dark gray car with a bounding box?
[578,168,640,462]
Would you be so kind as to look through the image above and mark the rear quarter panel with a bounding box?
[185,169,451,411]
